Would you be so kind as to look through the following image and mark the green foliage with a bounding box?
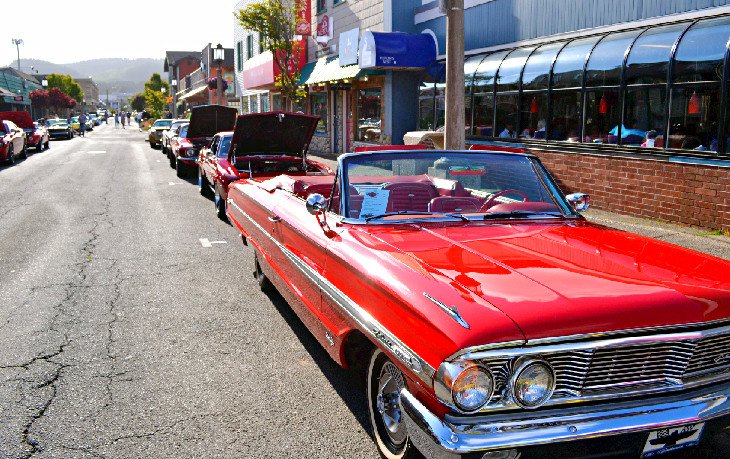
[144,73,169,93]
[236,0,306,107]
[129,93,146,112]
[46,74,84,102]
[144,87,165,119]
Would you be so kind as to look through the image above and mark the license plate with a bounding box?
[641,422,704,457]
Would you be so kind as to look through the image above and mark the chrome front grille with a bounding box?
[464,323,730,412]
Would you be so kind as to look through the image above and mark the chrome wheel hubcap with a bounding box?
[377,361,406,444]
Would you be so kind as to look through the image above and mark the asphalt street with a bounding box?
[0,123,377,459]
[0,124,727,459]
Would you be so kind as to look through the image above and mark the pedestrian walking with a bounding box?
[126,112,131,125]
[114,112,119,128]
[79,113,87,137]
[121,114,126,129]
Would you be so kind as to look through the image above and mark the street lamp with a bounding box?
[12,39,23,70]
[171,79,178,118]
[213,43,225,106]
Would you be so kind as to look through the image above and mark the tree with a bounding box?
[236,0,306,108]
[29,90,49,109]
[144,87,165,119]
[46,74,84,102]
[144,73,169,94]
[129,93,146,112]
[48,87,76,112]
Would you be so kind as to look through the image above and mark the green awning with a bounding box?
[299,57,380,85]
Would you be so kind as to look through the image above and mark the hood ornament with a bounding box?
[423,293,470,329]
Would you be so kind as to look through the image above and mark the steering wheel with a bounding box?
[480,189,529,212]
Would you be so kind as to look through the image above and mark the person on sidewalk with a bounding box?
[114,112,119,129]
[79,113,87,137]
[121,113,126,129]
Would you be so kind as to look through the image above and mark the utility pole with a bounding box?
[442,0,465,150]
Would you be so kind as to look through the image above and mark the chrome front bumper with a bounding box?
[400,381,730,459]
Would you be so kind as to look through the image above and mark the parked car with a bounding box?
[161,119,190,155]
[171,105,237,177]
[226,146,730,459]
[0,119,28,164]
[148,119,173,149]
[0,111,48,152]
[168,123,191,176]
[46,119,74,140]
[198,112,332,219]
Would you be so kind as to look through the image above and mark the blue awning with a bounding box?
[359,32,437,70]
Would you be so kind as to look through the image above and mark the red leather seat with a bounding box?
[428,196,483,213]
[384,183,437,212]
[348,195,364,218]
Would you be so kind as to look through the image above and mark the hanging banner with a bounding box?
[317,15,333,45]
[295,0,311,35]
[339,28,360,66]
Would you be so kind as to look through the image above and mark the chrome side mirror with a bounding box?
[566,192,590,212]
[306,193,328,215]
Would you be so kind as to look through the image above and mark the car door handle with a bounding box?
[268,215,281,223]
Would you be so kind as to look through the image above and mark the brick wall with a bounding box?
[529,148,730,232]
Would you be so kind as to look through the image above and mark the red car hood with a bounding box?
[361,220,730,341]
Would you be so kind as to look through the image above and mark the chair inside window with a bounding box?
[428,196,483,213]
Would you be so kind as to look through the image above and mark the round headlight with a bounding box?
[451,365,494,412]
[186,149,195,158]
[512,360,555,408]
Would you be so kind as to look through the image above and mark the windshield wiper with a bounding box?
[364,211,468,222]
[481,210,563,220]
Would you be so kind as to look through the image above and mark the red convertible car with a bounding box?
[198,112,333,220]
[226,144,730,458]
[170,104,237,178]
[0,118,28,164]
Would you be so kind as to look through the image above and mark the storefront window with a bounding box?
[585,90,621,144]
[464,55,484,134]
[472,50,509,137]
[495,94,519,138]
[551,91,582,141]
[519,92,548,139]
[496,47,535,91]
[522,42,564,91]
[674,17,730,83]
[272,94,283,111]
[434,83,446,130]
[669,85,721,151]
[585,30,642,87]
[418,81,435,130]
[310,92,328,133]
[626,23,688,85]
[356,88,382,142]
[553,36,602,89]
[624,87,666,145]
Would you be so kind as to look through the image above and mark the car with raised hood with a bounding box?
[198,111,332,220]
[226,147,730,459]
[46,118,74,140]
[161,119,189,155]
[148,119,173,149]
[0,118,27,164]
[171,104,237,178]
[0,111,48,152]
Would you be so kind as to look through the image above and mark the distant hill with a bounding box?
[10,58,168,99]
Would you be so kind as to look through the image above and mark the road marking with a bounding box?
[199,238,227,248]
[87,150,107,154]
[169,182,176,186]
[156,160,161,163]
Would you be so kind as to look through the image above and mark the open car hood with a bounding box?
[186,105,238,139]
[0,111,34,129]
[229,111,319,159]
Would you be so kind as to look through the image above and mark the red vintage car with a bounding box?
[226,144,730,458]
[169,104,237,178]
[0,111,48,152]
[0,118,28,164]
[198,112,333,220]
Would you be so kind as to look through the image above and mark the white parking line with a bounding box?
[199,238,227,248]
[87,150,107,154]
[169,182,176,186]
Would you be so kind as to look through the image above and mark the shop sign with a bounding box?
[317,15,333,45]
[295,0,311,35]
[339,28,359,66]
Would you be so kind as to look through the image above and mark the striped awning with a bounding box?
[299,57,379,85]
[179,85,208,101]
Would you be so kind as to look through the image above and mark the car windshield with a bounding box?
[153,120,173,128]
[179,124,189,138]
[47,119,66,126]
[71,117,79,122]
[217,136,232,158]
[339,151,575,221]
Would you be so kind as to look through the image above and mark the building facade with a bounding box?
[403,0,730,231]
[164,51,201,117]
[175,44,237,115]
[0,68,42,115]
[73,78,99,114]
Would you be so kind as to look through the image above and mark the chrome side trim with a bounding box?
[423,293,470,329]
[234,206,436,384]
[446,340,526,361]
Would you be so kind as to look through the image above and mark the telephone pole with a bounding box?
[12,39,23,71]
[443,0,465,150]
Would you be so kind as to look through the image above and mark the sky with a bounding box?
[1,0,239,67]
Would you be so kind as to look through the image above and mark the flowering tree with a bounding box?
[48,87,76,114]
[29,89,49,109]
[236,0,307,108]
